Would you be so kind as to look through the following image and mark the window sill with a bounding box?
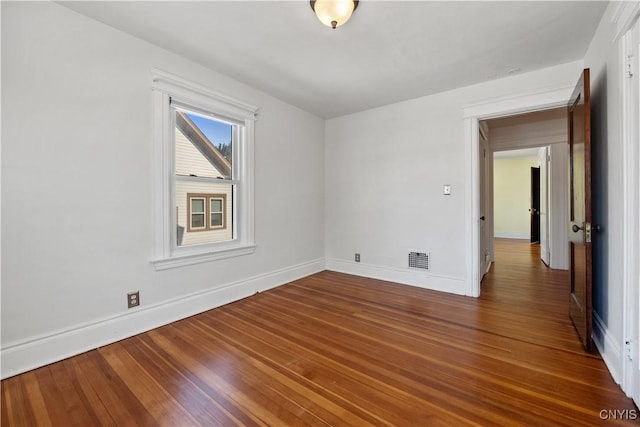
[152,244,256,271]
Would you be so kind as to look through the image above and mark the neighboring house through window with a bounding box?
[151,69,257,270]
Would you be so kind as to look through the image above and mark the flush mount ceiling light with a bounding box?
[310,0,359,29]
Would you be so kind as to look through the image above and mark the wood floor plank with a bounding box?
[121,336,245,426]
[62,358,117,427]
[72,351,157,426]
[32,367,74,426]
[1,375,38,427]
[47,359,105,426]
[99,342,201,426]
[2,239,638,426]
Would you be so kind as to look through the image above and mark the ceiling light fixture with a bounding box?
[310,0,359,29]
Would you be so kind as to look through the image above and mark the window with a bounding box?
[186,193,226,231]
[174,105,234,246]
[151,69,257,270]
[210,196,225,228]
[190,196,206,230]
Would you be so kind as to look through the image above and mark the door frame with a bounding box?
[539,147,551,265]
[620,10,640,405]
[463,85,573,297]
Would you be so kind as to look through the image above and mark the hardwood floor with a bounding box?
[2,239,637,426]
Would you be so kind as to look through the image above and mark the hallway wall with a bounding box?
[493,155,540,239]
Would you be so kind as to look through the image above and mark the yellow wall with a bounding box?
[493,155,540,239]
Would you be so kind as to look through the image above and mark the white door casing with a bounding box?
[539,146,551,266]
[620,13,640,406]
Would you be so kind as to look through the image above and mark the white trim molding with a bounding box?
[494,232,530,240]
[463,84,575,119]
[613,0,640,42]
[326,258,467,296]
[150,68,258,121]
[1,259,325,379]
[620,17,640,405]
[593,311,623,384]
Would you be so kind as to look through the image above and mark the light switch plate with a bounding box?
[444,185,452,195]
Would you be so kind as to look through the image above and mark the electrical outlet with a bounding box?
[355,253,360,262]
[127,291,140,308]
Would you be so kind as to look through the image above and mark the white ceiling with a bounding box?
[59,1,608,119]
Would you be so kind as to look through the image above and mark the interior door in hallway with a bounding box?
[530,167,540,243]
[479,129,491,278]
[568,69,593,352]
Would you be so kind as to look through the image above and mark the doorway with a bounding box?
[476,108,569,288]
[463,86,572,298]
[491,148,544,242]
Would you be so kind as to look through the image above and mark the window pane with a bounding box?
[191,198,204,213]
[211,213,223,227]
[174,109,232,180]
[211,199,222,212]
[192,214,205,228]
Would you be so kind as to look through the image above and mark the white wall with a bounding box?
[325,61,583,295]
[1,2,325,378]
[548,143,569,270]
[493,155,540,239]
[582,3,629,385]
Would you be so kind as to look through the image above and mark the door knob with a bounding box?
[572,224,583,233]
[480,216,485,221]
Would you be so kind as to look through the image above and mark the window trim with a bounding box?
[151,68,257,270]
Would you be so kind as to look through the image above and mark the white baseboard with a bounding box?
[494,232,530,239]
[593,310,622,384]
[325,258,467,296]
[0,258,325,379]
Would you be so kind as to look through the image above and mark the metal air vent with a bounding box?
[408,251,430,270]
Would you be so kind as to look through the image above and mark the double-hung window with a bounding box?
[151,69,257,270]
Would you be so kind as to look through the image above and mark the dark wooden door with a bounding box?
[530,167,540,243]
[568,69,593,352]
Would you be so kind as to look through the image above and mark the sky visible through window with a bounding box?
[186,113,231,147]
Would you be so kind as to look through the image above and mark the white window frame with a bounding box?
[151,68,257,270]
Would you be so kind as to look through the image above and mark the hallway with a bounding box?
[480,238,580,352]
